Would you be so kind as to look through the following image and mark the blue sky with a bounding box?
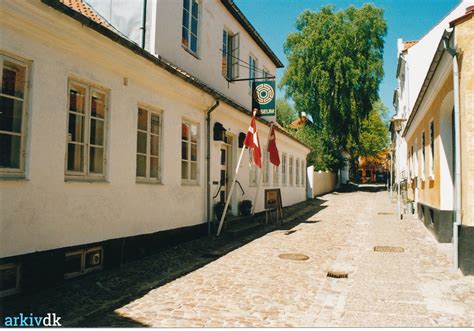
[234,0,460,116]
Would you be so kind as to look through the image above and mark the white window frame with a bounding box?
[222,29,239,80]
[289,155,294,187]
[0,54,30,178]
[429,120,435,179]
[301,160,305,187]
[181,119,199,185]
[414,139,418,177]
[136,106,162,183]
[66,79,108,180]
[182,0,200,56]
[273,163,279,187]
[281,153,287,186]
[248,54,258,88]
[421,131,426,181]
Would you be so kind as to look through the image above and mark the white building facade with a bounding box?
[0,0,309,294]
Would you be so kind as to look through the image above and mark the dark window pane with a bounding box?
[183,0,189,11]
[151,135,159,156]
[69,85,86,113]
[191,162,197,180]
[0,96,23,133]
[2,62,26,98]
[0,266,17,291]
[0,133,21,169]
[191,17,198,35]
[90,119,104,146]
[151,113,160,134]
[181,161,188,180]
[64,253,82,275]
[150,156,159,178]
[68,113,84,143]
[182,141,188,160]
[67,143,83,172]
[182,123,189,140]
[191,35,197,53]
[137,131,147,154]
[182,8,189,28]
[191,143,197,161]
[136,154,146,177]
[89,146,104,174]
[191,0,198,18]
[91,92,105,119]
[137,108,147,131]
[182,27,189,47]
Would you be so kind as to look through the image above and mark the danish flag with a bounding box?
[267,124,280,166]
[244,111,262,168]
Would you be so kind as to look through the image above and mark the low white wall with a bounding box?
[312,171,336,197]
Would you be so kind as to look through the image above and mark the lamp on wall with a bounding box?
[238,132,246,148]
[213,122,226,141]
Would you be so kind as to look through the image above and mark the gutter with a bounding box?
[206,100,220,236]
[443,31,462,270]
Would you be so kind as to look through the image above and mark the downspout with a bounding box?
[443,32,461,270]
[141,0,148,49]
[206,100,220,236]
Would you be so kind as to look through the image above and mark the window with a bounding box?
[301,160,305,186]
[273,164,279,186]
[0,263,20,297]
[281,153,287,186]
[181,120,199,183]
[289,155,294,186]
[262,67,270,79]
[64,247,103,279]
[296,158,300,186]
[429,121,435,178]
[136,108,161,182]
[182,0,199,54]
[0,55,29,177]
[66,80,107,178]
[248,55,257,88]
[409,146,414,179]
[222,30,239,80]
[249,150,257,186]
[421,131,426,179]
[262,149,269,186]
[414,140,418,177]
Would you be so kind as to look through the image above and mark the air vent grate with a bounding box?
[373,246,404,253]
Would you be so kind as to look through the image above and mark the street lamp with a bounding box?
[391,116,406,220]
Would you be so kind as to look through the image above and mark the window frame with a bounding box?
[295,158,300,186]
[65,79,109,180]
[222,29,239,80]
[181,118,200,185]
[421,131,426,180]
[136,106,162,184]
[248,54,258,88]
[301,160,305,187]
[289,155,294,187]
[262,148,269,186]
[281,153,287,186]
[182,0,200,56]
[429,120,435,179]
[0,54,30,178]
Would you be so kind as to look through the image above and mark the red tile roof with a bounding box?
[59,0,110,27]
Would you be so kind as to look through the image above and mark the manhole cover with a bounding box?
[327,271,349,279]
[373,246,404,253]
[278,253,309,261]
[378,212,394,215]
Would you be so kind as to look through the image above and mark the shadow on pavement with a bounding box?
[0,197,329,327]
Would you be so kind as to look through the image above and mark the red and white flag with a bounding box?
[244,112,262,168]
[267,124,280,166]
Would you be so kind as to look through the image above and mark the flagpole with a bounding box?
[216,145,247,236]
[251,122,274,215]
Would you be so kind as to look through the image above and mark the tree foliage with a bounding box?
[356,100,390,159]
[275,98,297,127]
[280,4,387,170]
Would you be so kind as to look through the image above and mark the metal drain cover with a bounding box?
[378,212,395,215]
[327,271,349,278]
[373,246,404,253]
[278,253,309,261]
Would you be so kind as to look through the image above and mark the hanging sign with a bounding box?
[252,80,276,121]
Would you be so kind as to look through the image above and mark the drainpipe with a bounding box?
[443,33,461,270]
[141,0,148,49]
[206,100,220,236]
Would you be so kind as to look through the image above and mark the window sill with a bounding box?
[65,177,109,183]
[181,45,200,60]
[181,181,200,187]
[0,175,28,181]
[136,179,163,185]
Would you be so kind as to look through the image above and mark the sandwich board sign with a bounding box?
[252,80,276,122]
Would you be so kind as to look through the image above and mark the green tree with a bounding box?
[356,100,390,160]
[280,4,387,169]
[275,98,297,127]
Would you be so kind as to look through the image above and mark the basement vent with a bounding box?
[278,253,309,261]
[64,247,103,279]
[327,271,349,279]
[0,263,21,298]
[373,246,405,253]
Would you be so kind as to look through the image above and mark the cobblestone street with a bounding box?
[3,187,474,327]
[89,187,474,327]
